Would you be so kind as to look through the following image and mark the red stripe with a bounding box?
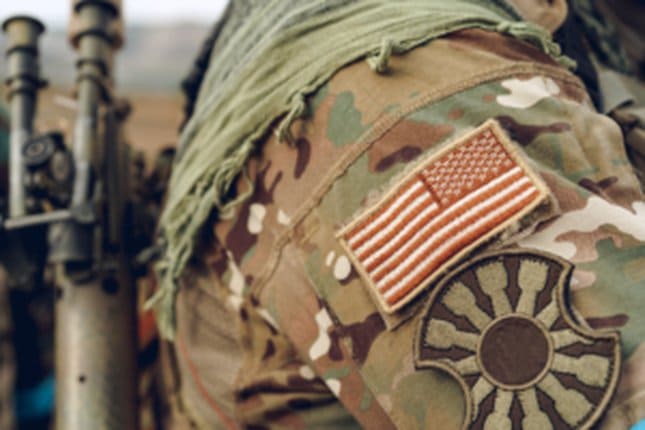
[346,177,426,250]
[356,193,437,261]
[368,169,525,280]
[360,199,439,268]
[384,187,540,305]
[380,183,536,294]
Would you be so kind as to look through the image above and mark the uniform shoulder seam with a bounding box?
[252,61,586,296]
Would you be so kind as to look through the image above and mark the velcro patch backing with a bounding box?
[337,119,548,313]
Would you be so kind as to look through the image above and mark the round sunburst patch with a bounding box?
[415,249,620,430]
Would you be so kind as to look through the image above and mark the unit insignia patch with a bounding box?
[415,249,621,430]
[338,120,548,313]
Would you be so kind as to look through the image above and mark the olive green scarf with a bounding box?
[152,0,574,339]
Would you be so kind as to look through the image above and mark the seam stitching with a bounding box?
[253,62,586,297]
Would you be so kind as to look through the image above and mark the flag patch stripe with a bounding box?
[337,120,548,313]
[374,170,531,289]
[366,166,524,277]
[383,185,540,305]
[353,184,434,258]
[362,198,440,270]
[347,180,427,250]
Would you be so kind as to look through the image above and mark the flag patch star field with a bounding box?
[338,120,549,313]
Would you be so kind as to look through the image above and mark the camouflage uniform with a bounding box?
[161,7,645,430]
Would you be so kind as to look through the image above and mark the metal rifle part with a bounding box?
[2,16,47,218]
[1,17,48,293]
[53,1,138,429]
[3,1,138,428]
[0,27,47,429]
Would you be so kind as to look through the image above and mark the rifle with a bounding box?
[2,1,138,428]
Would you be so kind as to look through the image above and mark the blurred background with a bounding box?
[0,3,227,429]
[0,0,228,163]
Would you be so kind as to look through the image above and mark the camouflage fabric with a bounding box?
[161,28,645,430]
[594,0,645,79]
[570,0,632,74]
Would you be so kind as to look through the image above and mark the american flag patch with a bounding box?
[337,120,548,313]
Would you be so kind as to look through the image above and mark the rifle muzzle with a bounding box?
[2,15,47,218]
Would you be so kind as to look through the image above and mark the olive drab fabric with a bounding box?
[596,0,645,79]
[159,22,645,429]
[570,0,645,188]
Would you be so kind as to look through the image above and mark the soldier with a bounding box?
[152,0,645,428]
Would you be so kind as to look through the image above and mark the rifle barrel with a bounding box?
[2,16,46,218]
[71,4,114,207]
[54,2,138,429]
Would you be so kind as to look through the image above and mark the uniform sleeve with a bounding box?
[256,72,645,428]
[165,33,645,429]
